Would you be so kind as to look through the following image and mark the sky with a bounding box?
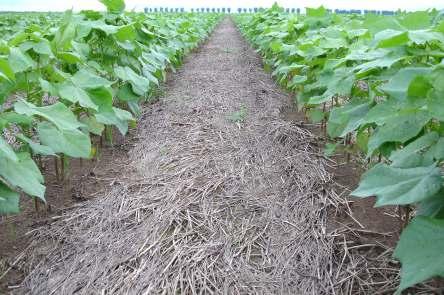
[0,0,443,12]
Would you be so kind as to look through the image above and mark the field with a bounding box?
[1,0,444,294]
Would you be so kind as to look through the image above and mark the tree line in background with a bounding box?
[144,7,397,15]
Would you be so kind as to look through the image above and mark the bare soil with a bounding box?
[0,18,404,294]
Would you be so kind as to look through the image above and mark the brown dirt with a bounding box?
[281,107,399,247]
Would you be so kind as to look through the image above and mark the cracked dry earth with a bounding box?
[17,18,351,294]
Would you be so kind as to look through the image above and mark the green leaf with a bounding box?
[389,132,438,168]
[352,163,442,206]
[14,100,83,131]
[0,136,18,162]
[379,67,431,100]
[57,82,98,110]
[115,24,137,42]
[80,116,105,136]
[71,69,113,89]
[114,66,150,96]
[8,47,36,73]
[418,191,444,218]
[394,216,444,294]
[408,30,444,45]
[375,29,409,48]
[0,152,45,200]
[367,110,431,156]
[99,0,125,13]
[400,11,431,30]
[88,87,130,135]
[116,83,140,102]
[0,183,20,215]
[0,58,15,81]
[57,52,82,64]
[17,134,56,156]
[306,6,327,17]
[37,122,91,158]
[33,40,53,56]
[327,102,370,138]
[307,109,324,123]
[427,89,444,120]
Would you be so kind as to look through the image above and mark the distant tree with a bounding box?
[253,7,258,12]
[154,7,158,12]
[227,8,231,13]
[243,8,247,13]
[237,8,242,13]
[180,8,184,12]
[160,7,163,12]
[206,8,210,12]
[222,8,226,13]
[217,8,220,13]
[191,8,194,12]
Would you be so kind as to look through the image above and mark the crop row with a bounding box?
[236,5,444,293]
[0,0,220,214]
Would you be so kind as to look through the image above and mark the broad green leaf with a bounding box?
[394,217,444,294]
[0,183,20,214]
[0,152,45,200]
[116,83,140,102]
[17,134,55,156]
[352,164,442,206]
[375,29,409,48]
[14,100,83,131]
[354,53,404,76]
[0,136,18,162]
[427,89,444,120]
[379,67,431,100]
[408,30,444,45]
[400,11,431,30]
[37,122,91,158]
[0,58,15,81]
[71,69,113,89]
[306,6,327,18]
[307,109,324,123]
[389,132,438,168]
[8,47,36,73]
[53,11,77,50]
[327,102,370,138]
[57,52,82,64]
[424,138,444,162]
[367,110,431,156]
[99,0,125,13]
[88,87,129,135]
[418,191,444,218]
[115,24,137,42]
[33,40,53,56]
[0,112,32,127]
[114,66,150,96]
[57,82,98,110]
[80,116,105,136]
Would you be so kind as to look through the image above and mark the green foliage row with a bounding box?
[0,0,220,214]
[236,5,444,293]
